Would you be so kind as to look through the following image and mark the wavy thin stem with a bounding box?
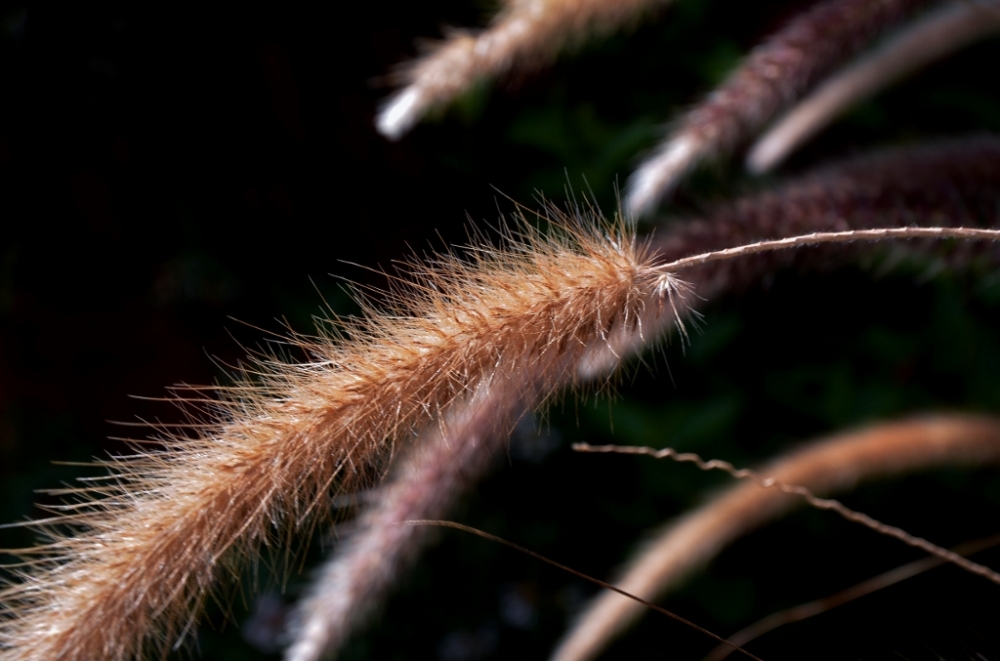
[648,136,1000,299]
[551,416,1000,661]
[405,520,763,661]
[658,226,1000,273]
[703,532,1000,661]
[573,443,1000,584]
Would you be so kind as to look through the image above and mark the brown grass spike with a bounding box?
[625,0,932,217]
[376,0,672,139]
[0,211,682,661]
[747,1,1000,173]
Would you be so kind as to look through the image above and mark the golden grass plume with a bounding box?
[0,209,686,661]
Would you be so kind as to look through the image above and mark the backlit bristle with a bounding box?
[0,210,685,661]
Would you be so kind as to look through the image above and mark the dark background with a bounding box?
[2,2,1000,660]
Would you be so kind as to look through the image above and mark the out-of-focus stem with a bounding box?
[283,380,529,661]
[748,1,1000,174]
[376,0,670,140]
[625,0,931,218]
[551,416,1000,661]
[703,533,1000,661]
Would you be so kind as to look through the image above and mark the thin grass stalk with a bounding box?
[649,136,1000,298]
[578,136,1000,377]
[5,138,1000,659]
[286,169,1000,658]
[703,533,1000,661]
[572,442,1000,584]
[551,416,1000,661]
